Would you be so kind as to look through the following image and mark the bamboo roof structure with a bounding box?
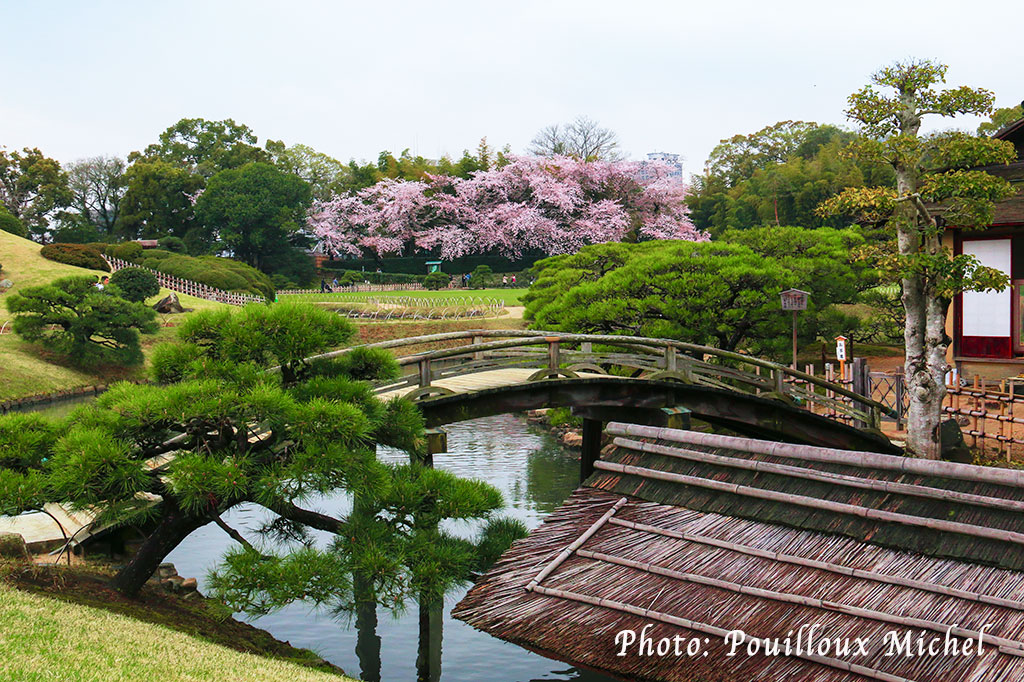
[453,423,1024,682]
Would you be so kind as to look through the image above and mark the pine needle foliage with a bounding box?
[0,301,525,611]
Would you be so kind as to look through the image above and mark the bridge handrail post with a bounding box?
[419,358,432,387]
[548,338,561,370]
[581,341,592,354]
[472,335,484,361]
[664,346,678,372]
[774,369,785,394]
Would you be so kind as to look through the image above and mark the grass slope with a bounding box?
[0,584,351,682]
[0,230,229,400]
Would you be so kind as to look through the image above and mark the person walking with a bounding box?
[320,277,328,293]
[332,276,339,290]
[502,275,508,287]
[511,275,516,286]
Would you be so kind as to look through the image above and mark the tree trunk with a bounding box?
[110,497,209,597]
[898,166,946,459]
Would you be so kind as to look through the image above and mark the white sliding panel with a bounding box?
[962,238,1011,337]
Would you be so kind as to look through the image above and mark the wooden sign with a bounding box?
[780,288,809,311]
[835,335,848,361]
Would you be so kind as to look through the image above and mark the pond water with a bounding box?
[167,414,616,682]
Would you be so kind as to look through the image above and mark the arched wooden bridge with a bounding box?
[317,330,901,472]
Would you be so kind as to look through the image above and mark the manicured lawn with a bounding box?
[281,287,528,305]
[0,583,352,682]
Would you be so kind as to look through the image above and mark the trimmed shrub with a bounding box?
[39,243,110,272]
[423,271,448,290]
[470,264,493,288]
[111,242,144,262]
[0,207,27,238]
[109,267,161,303]
[317,267,426,285]
[157,236,187,253]
[154,254,274,299]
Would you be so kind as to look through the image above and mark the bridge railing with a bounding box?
[314,330,894,429]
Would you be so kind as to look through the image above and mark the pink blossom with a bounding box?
[309,155,707,259]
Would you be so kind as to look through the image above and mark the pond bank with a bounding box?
[0,558,348,678]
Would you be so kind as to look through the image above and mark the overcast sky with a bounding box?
[1,0,1019,175]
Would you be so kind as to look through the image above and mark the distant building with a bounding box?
[638,152,684,184]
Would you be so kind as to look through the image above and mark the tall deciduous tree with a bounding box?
[310,156,705,260]
[0,147,71,241]
[528,116,622,161]
[116,160,204,241]
[61,156,127,237]
[819,60,1017,458]
[194,162,311,271]
[133,118,268,178]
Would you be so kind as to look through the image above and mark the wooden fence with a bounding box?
[104,257,266,306]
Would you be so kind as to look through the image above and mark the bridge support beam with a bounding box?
[581,418,603,484]
[421,428,448,467]
[571,406,692,431]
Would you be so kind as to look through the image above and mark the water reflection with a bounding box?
[167,414,615,682]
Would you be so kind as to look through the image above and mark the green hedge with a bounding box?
[322,269,426,286]
[39,243,110,272]
[153,254,274,299]
[322,252,543,276]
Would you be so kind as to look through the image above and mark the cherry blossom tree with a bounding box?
[308,156,706,259]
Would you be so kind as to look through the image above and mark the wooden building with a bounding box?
[455,423,1024,681]
[946,116,1024,380]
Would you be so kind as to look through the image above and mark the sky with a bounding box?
[1,0,1019,176]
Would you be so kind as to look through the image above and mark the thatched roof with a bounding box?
[453,424,1024,682]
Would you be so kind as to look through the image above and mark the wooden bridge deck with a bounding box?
[376,367,604,401]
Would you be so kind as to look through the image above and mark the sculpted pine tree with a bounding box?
[0,302,524,602]
[819,60,1017,458]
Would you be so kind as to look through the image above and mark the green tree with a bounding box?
[0,302,523,603]
[525,240,793,354]
[0,147,71,241]
[134,118,268,178]
[115,160,204,240]
[977,103,1024,136]
[687,123,895,235]
[109,267,161,303]
[194,162,312,272]
[5,276,158,366]
[818,59,1017,458]
[265,140,350,201]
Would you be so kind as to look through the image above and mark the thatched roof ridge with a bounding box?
[606,423,1024,489]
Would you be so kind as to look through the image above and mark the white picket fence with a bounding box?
[104,256,266,306]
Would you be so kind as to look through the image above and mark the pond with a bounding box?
[167,414,616,682]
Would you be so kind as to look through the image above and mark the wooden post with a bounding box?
[418,358,431,387]
[664,346,678,372]
[472,335,484,361]
[791,309,798,370]
[851,357,867,429]
[548,339,561,371]
[581,418,603,484]
[774,369,785,394]
[580,341,592,354]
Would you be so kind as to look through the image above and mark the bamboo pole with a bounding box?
[575,548,1024,656]
[612,437,1024,514]
[530,584,917,682]
[525,497,627,591]
[607,516,1024,612]
[592,460,1024,547]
